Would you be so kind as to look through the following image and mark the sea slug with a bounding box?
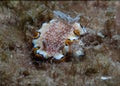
[32,11,87,62]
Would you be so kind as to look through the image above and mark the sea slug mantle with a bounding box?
[32,11,87,62]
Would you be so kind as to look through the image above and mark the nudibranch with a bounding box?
[32,11,87,62]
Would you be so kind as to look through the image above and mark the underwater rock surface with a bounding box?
[0,1,120,86]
